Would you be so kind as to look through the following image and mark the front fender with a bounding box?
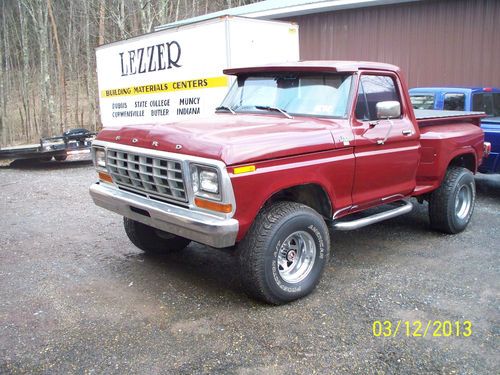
[229,149,355,241]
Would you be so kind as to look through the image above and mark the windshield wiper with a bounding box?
[255,105,293,119]
[215,105,236,114]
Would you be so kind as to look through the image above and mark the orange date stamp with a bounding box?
[372,320,472,337]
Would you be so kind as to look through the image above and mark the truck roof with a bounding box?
[223,60,400,75]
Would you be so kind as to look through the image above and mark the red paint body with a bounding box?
[97,61,485,242]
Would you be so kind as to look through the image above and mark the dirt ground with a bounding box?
[0,157,499,374]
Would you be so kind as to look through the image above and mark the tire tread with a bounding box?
[237,201,329,304]
[429,166,475,234]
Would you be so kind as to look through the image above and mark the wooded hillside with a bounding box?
[0,0,259,146]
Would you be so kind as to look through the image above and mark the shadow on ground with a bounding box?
[111,200,435,303]
[475,173,500,200]
[2,158,92,170]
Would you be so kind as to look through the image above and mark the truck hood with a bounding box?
[96,114,345,165]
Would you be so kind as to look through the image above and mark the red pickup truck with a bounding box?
[90,61,486,304]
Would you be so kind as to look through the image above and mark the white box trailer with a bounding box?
[96,16,299,128]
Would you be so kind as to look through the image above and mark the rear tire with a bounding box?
[123,217,191,254]
[237,201,330,305]
[428,167,476,234]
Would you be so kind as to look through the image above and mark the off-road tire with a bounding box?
[237,201,330,305]
[123,217,191,254]
[429,166,476,234]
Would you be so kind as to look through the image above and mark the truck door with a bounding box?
[351,73,420,209]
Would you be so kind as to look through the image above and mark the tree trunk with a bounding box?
[0,4,5,146]
[18,1,32,142]
[119,0,126,38]
[98,0,106,45]
[175,0,181,21]
[158,0,170,25]
[139,0,153,33]
[27,0,53,137]
[84,1,97,131]
[48,0,67,133]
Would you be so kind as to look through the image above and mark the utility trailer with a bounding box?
[0,129,96,162]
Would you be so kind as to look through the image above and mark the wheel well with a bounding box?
[449,153,476,172]
[266,184,333,219]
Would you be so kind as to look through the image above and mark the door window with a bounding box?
[355,75,401,121]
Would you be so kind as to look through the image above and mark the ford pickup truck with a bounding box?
[90,61,487,304]
[409,87,499,173]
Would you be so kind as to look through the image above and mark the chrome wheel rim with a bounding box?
[455,184,472,220]
[277,231,316,284]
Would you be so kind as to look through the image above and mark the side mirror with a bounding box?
[376,101,401,119]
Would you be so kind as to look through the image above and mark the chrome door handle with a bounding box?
[402,129,413,136]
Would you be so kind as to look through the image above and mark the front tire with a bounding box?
[429,167,476,234]
[237,201,330,305]
[123,218,191,254]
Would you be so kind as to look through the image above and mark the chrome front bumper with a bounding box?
[89,182,239,248]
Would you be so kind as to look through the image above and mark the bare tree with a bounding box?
[48,0,67,132]
[84,0,97,131]
[0,0,262,146]
[98,0,106,45]
[0,2,6,146]
[139,0,153,33]
[22,0,54,136]
[17,1,33,141]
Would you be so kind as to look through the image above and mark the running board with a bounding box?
[332,200,413,231]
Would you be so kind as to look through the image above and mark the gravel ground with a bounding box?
[0,157,499,374]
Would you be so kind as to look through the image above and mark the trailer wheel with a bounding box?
[237,201,330,304]
[123,217,191,254]
[428,167,476,234]
[54,154,67,161]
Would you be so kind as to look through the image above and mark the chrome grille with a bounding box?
[106,149,187,202]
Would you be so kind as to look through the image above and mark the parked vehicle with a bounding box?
[96,16,299,128]
[409,87,499,173]
[90,61,487,304]
[0,129,96,162]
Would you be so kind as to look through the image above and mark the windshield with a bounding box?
[219,73,353,118]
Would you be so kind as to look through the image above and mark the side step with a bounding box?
[332,200,413,231]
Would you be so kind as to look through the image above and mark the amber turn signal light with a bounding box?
[233,165,256,174]
[194,197,232,213]
[98,171,113,183]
